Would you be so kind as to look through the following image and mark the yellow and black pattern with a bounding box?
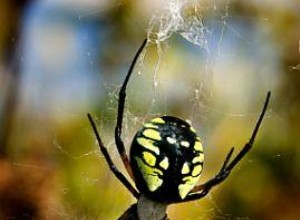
[130,116,204,203]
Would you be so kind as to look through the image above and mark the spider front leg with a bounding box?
[86,39,147,199]
[87,114,139,198]
[115,39,147,180]
[183,91,271,202]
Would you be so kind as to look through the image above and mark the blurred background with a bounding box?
[0,0,299,219]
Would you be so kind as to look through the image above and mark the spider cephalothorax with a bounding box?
[87,39,271,218]
[130,116,204,203]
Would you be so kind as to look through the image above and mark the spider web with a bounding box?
[99,1,282,220]
[16,0,285,219]
[98,1,259,219]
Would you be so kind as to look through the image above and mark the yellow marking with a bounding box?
[190,126,196,133]
[192,165,203,176]
[183,176,199,183]
[196,137,201,141]
[181,162,190,174]
[159,157,169,170]
[178,176,200,199]
[142,151,156,166]
[166,136,176,144]
[180,141,190,148]
[151,117,165,124]
[192,154,204,164]
[144,123,158,129]
[143,129,162,141]
[137,138,160,155]
[178,184,193,200]
[194,141,203,151]
[185,119,192,125]
[135,157,163,192]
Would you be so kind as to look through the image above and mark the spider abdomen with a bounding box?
[130,116,204,203]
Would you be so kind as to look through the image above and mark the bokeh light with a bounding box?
[0,0,299,219]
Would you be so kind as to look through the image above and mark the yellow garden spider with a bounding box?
[87,39,271,219]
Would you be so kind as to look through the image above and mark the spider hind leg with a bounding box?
[182,91,271,203]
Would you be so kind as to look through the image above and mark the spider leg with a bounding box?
[87,113,139,198]
[220,147,235,171]
[115,39,147,180]
[182,91,271,203]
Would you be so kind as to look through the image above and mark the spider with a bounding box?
[87,39,271,219]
